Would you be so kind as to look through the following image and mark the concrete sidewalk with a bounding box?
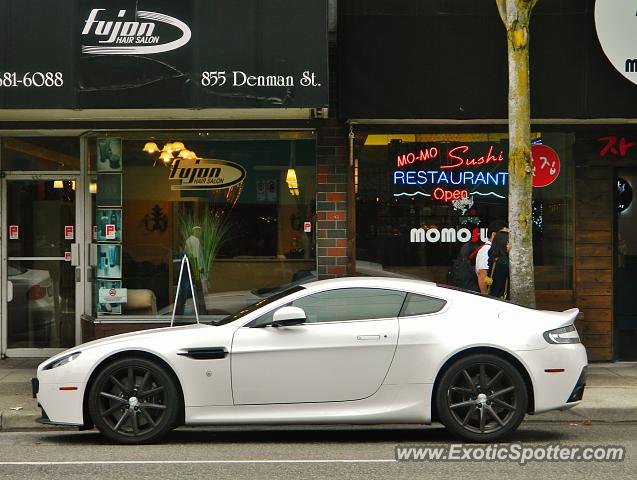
[1,358,637,431]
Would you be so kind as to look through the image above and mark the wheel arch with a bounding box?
[82,350,186,428]
[430,346,535,422]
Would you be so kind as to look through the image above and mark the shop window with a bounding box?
[355,132,573,290]
[1,137,80,171]
[89,133,316,321]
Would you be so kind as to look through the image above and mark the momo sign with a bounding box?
[595,0,637,86]
[82,8,191,55]
[410,227,489,244]
[169,158,246,191]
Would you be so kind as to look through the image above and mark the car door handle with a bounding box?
[357,335,381,341]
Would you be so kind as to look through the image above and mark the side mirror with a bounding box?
[271,306,307,327]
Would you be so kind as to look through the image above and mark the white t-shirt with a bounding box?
[475,241,492,274]
[185,235,203,270]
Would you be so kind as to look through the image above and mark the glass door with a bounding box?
[616,169,637,360]
[2,175,84,355]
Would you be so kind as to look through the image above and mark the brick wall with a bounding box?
[316,121,350,278]
[315,41,351,280]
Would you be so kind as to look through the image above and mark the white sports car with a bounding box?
[33,277,587,444]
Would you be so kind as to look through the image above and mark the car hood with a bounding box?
[46,323,213,363]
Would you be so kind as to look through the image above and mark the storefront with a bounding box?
[0,0,342,357]
[338,0,637,361]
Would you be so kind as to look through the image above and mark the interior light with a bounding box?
[178,149,193,158]
[159,151,174,164]
[171,141,185,152]
[286,168,298,188]
[162,143,174,154]
[89,182,97,194]
[53,180,63,189]
[186,150,198,159]
[71,180,76,190]
[354,158,359,194]
[143,141,159,154]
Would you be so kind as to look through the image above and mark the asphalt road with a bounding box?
[0,421,635,480]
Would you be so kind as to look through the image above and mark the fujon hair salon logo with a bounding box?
[169,158,246,191]
[81,8,191,55]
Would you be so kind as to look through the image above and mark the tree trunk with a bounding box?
[497,0,538,308]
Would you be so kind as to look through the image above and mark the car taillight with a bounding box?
[28,285,45,300]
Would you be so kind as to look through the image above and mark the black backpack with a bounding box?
[447,243,483,292]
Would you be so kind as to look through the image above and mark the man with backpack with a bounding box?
[447,240,483,292]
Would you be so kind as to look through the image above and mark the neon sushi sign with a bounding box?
[393,143,508,201]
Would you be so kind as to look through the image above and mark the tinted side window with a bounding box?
[292,288,406,323]
[400,293,446,317]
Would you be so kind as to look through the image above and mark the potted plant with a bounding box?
[180,212,229,314]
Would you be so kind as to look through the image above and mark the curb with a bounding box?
[0,411,44,431]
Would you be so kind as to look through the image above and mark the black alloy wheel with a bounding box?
[88,357,179,444]
[436,353,528,442]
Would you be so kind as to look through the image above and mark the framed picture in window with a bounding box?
[96,138,122,172]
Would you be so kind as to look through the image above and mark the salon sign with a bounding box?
[169,158,246,190]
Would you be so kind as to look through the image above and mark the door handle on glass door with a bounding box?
[357,335,381,341]
[7,280,13,302]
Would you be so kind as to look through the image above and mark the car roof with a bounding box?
[300,276,437,293]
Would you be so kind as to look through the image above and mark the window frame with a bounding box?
[398,292,448,318]
[245,286,410,327]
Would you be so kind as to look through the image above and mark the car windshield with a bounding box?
[251,270,316,297]
[214,285,306,326]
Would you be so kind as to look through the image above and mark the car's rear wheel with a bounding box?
[436,353,528,442]
[88,357,179,444]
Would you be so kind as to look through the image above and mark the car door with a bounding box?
[231,287,405,405]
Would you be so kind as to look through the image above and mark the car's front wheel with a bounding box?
[436,353,528,442]
[88,357,180,444]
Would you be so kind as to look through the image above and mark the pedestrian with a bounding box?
[447,236,482,292]
[475,220,508,294]
[486,231,510,299]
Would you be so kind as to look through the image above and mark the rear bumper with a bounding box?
[31,377,39,399]
[518,343,588,414]
[567,366,587,403]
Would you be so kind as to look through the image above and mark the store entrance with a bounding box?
[615,169,637,361]
[1,175,84,356]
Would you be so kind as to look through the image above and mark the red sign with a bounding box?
[105,224,116,240]
[599,136,635,157]
[64,251,72,262]
[432,187,469,202]
[9,225,19,240]
[303,222,312,233]
[532,144,560,188]
[64,225,74,240]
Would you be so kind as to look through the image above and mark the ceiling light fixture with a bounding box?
[143,141,159,154]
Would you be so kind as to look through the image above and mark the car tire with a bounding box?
[88,356,180,444]
[435,353,528,442]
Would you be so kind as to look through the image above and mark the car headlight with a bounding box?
[543,324,580,344]
[44,352,81,370]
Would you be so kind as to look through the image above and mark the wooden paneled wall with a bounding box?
[574,166,614,361]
